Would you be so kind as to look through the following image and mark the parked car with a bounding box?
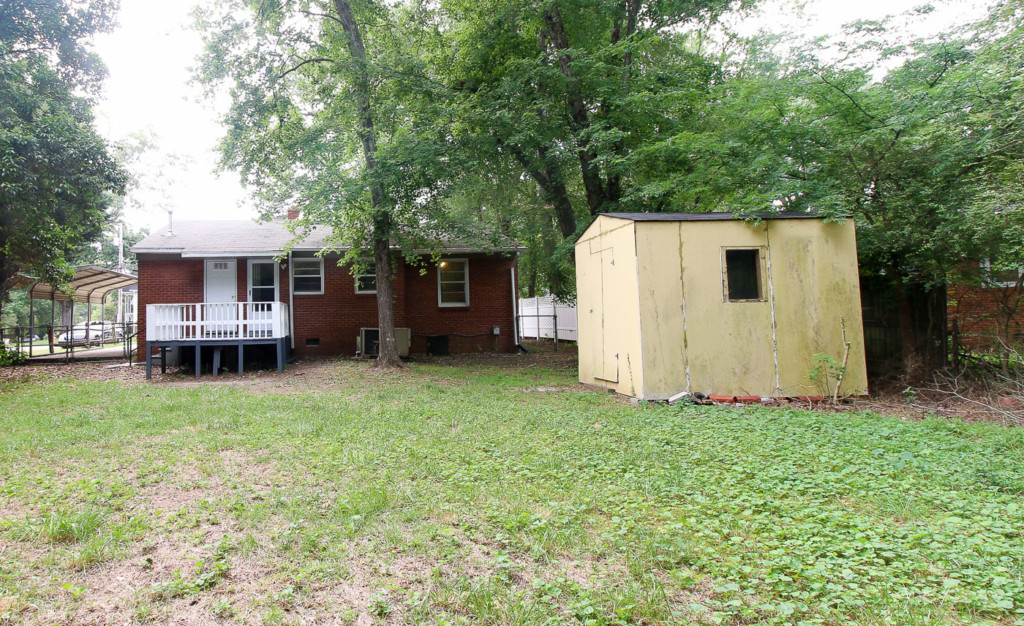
[57,321,123,346]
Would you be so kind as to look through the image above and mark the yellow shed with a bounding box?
[575,213,868,400]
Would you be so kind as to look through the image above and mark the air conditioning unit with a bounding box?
[359,327,410,357]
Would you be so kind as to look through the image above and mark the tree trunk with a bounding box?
[505,142,577,238]
[60,300,73,329]
[334,0,401,367]
[372,216,400,367]
[543,7,608,217]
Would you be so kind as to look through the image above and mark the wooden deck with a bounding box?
[145,302,291,379]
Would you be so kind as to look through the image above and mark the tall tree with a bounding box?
[0,0,127,307]
[434,0,747,297]
[639,2,1024,374]
[197,0,461,366]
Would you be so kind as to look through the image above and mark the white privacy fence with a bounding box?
[517,295,577,342]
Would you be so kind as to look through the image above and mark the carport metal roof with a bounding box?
[18,265,138,304]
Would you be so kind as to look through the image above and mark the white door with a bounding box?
[205,260,238,335]
[205,260,237,302]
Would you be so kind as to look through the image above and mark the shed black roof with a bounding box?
[601,212,822,222]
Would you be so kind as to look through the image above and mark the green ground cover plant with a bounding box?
[0,353,1022,624]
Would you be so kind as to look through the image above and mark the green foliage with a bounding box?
[0,0,128,301]
[149,536,233,600]
[807,352,844,396]
[0,343,26,367]
[434,0,752,297]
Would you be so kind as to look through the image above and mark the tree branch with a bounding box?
[276,57,336,80]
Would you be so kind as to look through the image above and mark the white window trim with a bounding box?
[247,258,280,302]
[981,258,1024,288]
[437,258,470,307]
[354,264,377,294]
[291,256,324,295]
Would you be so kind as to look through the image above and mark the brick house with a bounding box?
[131,220,522,377]
[948,261,1024,355]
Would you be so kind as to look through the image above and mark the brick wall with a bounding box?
[136,253,519,360]
[136,258,205,359]
[949,283,1024,352]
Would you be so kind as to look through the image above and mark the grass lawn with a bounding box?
[1,351,1023,624]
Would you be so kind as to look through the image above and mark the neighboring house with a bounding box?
[948,260,1024,355]
[575,213,869,399]
[132,219,522,376]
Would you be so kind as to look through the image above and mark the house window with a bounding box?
[438,259,469,307]
[724,248,763,301]
[355,264,376,294]
[292,257,324,295]
[981,258,1023,287]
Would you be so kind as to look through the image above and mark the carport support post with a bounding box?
[27,290,34,358]
[68,300,74,363]
[49,293,55,354]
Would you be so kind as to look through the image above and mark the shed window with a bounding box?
[292,257,324,295]
[438,259,469,307]
[355,263,377,294]
[724,248,763,301]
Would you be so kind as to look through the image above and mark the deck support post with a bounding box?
[276,338,284,373]
[195,344,201,378]
[161,347,167,374]
[238,342,244,377]
[146,347,152,379]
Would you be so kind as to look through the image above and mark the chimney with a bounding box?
[164,210,174,237]
[287,209,300,220]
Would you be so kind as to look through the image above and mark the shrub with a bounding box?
[0,343,26,367]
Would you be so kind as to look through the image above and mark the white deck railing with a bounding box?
[146,302,290,342]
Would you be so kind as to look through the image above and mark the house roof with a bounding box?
[600,211,823,222]
[132,220,523,257]
[132,220,332,257]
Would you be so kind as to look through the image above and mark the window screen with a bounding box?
[438,259,469,306]
[355,264,376,293]
[292,257,323,294]
[725,249,762,301]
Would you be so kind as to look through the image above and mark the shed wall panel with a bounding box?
[635,222,688,399]
[680,221,778,396]
[769,219,869,396]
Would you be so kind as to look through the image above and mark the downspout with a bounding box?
[511,257,525,352]
[288,251,295,350]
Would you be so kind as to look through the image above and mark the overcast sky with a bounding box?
[92,0,994,233]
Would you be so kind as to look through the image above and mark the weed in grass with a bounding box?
[210,598,234,618]
[149,536,233,600]
[9,508,105,544]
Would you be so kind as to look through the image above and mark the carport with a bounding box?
[7,265,138,362]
